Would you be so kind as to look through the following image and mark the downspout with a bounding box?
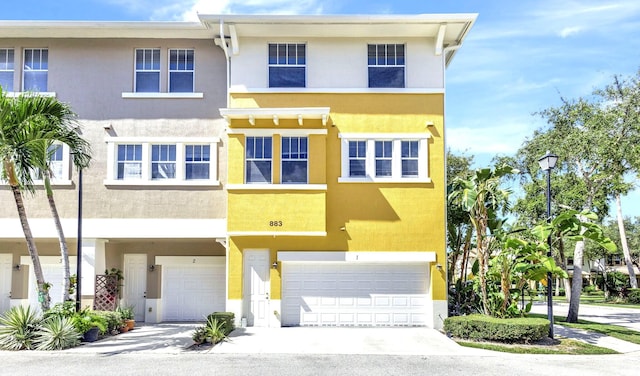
[214,19,231,108]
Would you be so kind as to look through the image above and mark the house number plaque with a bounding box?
[269,221,283,227]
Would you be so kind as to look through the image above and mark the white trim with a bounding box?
[103,179,220,187]
[105,136,219,143]
[339,133,431,139]
[337,177,431,184]
[155,256,224,266]
[220,107,329,126]
[277,251,436,262]
[227,128,327,136]
[229,87,445,94]
[227,184,326,191]
[0,218,226,239]
[6,91,56,98]
[228,231,327,237]
[121,92,204,99]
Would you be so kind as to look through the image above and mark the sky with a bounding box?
[3,0,640,219]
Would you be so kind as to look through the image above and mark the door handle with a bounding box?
[266,292,269,300]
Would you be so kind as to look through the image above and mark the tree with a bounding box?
[32,120,90,302]
[0,89,89,310]
[448,163,517,315]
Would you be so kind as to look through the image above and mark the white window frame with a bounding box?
[8,143,72,186]
[185,144,211,180]
[0,48,14,92]
[339,133,430,183]
[281,136,308,184]
[367,43,405,88]
[22,48,48,92]
[134,48,160,93]
[104,137,219,186]
[245,136,273,184]
[168,48,194,93]
[268,43,306,88]
[151,144,177,180]
[401,140,420,177]
[374,140,393,177]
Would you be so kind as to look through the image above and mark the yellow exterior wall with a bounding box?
[227,92,446,302]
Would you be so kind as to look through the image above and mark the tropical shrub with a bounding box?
[0,305,41,350]
[206,312,235,335]
[43,301,76,321]
[444,314,548,343]
[94,310,124,333]
[596,271,630,298]
[627,288,640,304]
[448,279,481,316]
[71,308,107,334]
[34,316,81,350]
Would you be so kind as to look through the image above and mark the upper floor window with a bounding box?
[26,143,71,184]
[281,137,308,184]
[185,144,210,180]
[169,49,194,93]
[269,43,305,88]
[368,44,405,88]
[23,48,48,92]
[246,136,272,183]
[340,134,430,183]
[0,48,14,91]
[117,144,143,180]
[151,144,176,179]
[135,48,160,93]
[106,138,219,186]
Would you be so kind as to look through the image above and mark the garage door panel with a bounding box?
[162,261,225,322]
[282,262,430,327]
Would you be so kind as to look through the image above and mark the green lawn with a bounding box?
[535,293,640,309]
[456,338,618,355]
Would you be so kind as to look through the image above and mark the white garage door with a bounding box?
[26,257,77,312]
[161,258,225,321]
[282,262,429,327]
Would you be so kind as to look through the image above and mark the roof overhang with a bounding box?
[200,13,477,67]
[220,107,330,126]
[0,21,214,39]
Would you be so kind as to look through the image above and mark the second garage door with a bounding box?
[161,257,225,321]
[281,262,429,327]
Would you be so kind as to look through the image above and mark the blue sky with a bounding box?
[4,0,640,218]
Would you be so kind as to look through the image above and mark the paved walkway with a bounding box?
[530,302,640,353]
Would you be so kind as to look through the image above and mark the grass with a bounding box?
[456,338,618,355]
[528,313,640,345]
[535,293,640,309]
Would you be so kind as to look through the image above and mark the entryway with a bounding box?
[243,249,270,327]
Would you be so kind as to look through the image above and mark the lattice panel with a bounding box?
[94,275,118,311]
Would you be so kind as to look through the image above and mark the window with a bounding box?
[169,49,194,93]
[348,141,366,177]
[368,44,405,88]
[28,144,68,182]
[135,48,160,92]
[0,48,14,91]
[117,144,143,180]
[375,141,392,177]
[246,136,272,183]
[185,144,210,180]
[401,141,419,177]
[23,48,48,92]
[269,43,305,88]
[151,144,176,179]
[281,137,307,183]
[340,134,430,182]
[105,138,219,185]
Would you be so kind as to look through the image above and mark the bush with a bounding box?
[71,308,107,334]
[206,312,235,335]
[93,310,124,333]
[444,314,549,343]
[0,305,41,350]
[34,317,81,350]
[43,302,76,321]
[628,288,640,304]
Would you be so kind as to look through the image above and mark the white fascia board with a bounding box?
[226,128,327,136]
[228,231,327,237]
[227,184,327,191]
[278,251,436,262]
[229,87,445,94]
[105,136,220,143]
[339,133,431,139]
[0,218,226,239]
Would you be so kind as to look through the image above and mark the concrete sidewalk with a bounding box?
[530,302,640,353]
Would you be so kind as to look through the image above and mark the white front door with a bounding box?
[244,250,271,327]
[123,254,147,322]
[25,256,77,312]
[0,254,12,313]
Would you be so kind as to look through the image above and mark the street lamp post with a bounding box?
[75,166,83,312]
[538,151,558,339]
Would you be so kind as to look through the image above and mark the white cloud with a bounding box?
[558,26,582,38]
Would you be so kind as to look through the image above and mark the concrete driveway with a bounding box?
[65,324,477,356]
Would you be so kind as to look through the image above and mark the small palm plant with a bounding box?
[34,317,81,350]
[0,305,41,350]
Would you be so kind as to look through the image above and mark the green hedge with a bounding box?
[206,312,235,335]
[444,314,549,343]
[628,289,640,304]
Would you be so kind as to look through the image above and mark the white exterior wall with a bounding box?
[230,37,443,90]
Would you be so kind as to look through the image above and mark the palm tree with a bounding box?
[448,164,516,315]
[0,88,90,310]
